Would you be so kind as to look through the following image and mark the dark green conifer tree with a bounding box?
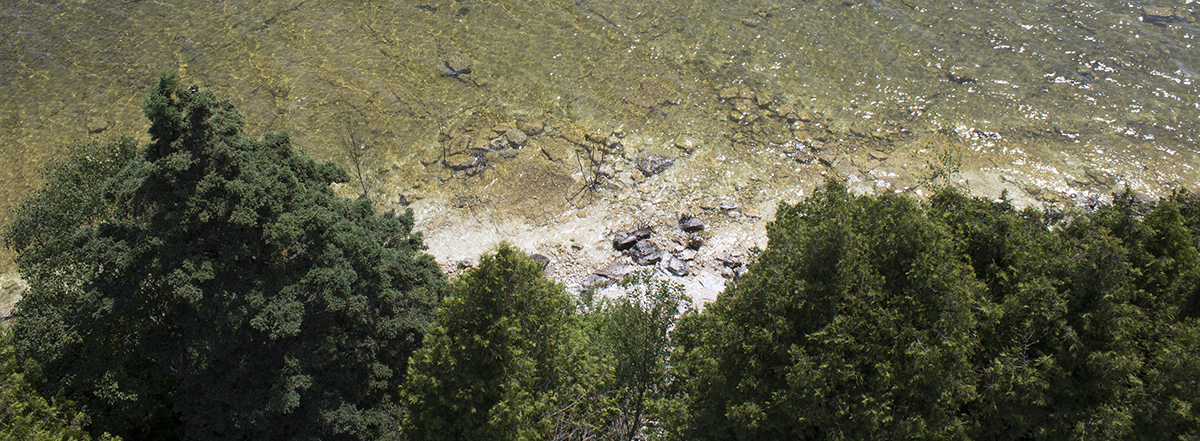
[673,181,984,439]
[3,73,447,440]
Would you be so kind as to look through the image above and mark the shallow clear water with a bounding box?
[1,0,1198,270]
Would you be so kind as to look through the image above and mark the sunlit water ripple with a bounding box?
[1,0,1197,271]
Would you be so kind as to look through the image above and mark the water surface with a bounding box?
[2,0,1198,271]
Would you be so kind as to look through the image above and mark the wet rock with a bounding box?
[86,117,109,134]
[598,163,615,178]
[519,120,545,135]
[530,253,550,269]
[505,128,527,147]
[539,138,570,162]
[583,274,612,288]
[629,240,661,265]
[613,230,639,250]
[488,137,508,150]
[638,155,674,177]
[587,131,609,144]
[444,152,481,170]
[629,76,684,108]
[445,52,472,75]
[718,198,739,211]
[679,216,704,232]
[595,262,636,280]
[394,192,420,205]
[561,125,587,145]
[664,255,690,276]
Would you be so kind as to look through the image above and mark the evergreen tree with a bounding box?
[402,243,608,440]
[582,271,691,440]
[3,73,447,440]
[674,182,984,439]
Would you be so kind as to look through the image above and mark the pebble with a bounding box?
[679,216,705,232]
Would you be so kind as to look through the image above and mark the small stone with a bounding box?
[598,163,615,178]
[677,248,697,261]
[530,253,550,268]
[679,216,704,232]
[561,125,587,145]
[665,255,690,276]
[631,227,652,240]
[583,274,614,288]
[756,93,772,107]
[718,198,739,211]
[519,120,545,135]
[613,231,638,250]
[86,117,109,134]
[674,139,696,153]
[444,152,481,170]
[629,240,661,265]
[505,128,527,147]
[638,155,674,177]
[445,52,472,75]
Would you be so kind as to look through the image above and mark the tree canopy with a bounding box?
[3,73,447,440]
[672,182,1200,440]
[402,243,608,440]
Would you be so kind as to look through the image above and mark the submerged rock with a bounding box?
[444,152,481,170]
[505,128,527,147]
[638,155,674,177]
[444,52,472,75]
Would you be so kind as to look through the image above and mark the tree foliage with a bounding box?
[674,182,984,439]
[3,73,447,440]
[402,243,610,440]
[673,182,1200,440]
[580,271,692,440]
[0,328,119,441]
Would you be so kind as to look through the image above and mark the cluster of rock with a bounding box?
[607,215,707,280]
[427,120,543,175]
